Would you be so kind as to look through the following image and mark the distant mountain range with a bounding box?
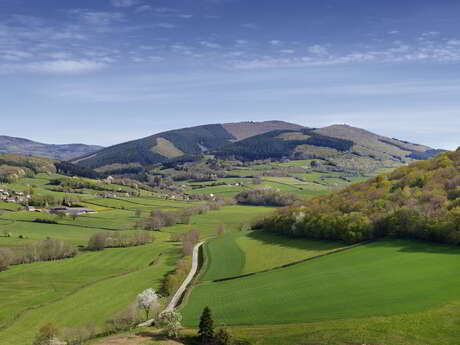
[71,120,445,174]
[0,136,103,161]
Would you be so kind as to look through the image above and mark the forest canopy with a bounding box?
[254,149,460,245]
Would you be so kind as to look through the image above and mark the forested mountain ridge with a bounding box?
[0,135,102,161]
[72,121,443,175]
[255,148,460,245]
[72,121,304,170]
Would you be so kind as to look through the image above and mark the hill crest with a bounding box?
[0,135,103,161]
[71,120,445,174]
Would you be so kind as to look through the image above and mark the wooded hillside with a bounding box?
[255,148,460,245]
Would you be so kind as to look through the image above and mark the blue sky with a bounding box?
[1,0,460,149]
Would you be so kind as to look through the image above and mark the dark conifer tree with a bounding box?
[198,306,214,344]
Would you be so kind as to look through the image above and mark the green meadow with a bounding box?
[181,240,460,327]
[0,173,276,345]
[200,232,344,281]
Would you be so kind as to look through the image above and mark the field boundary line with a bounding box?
[263,178,304,191]
[212,240,373,283]
[114,198,185,209]
[15,219,124,232]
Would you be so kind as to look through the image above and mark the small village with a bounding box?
[0,187,96,216]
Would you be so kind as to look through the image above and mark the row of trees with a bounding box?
[0,238,77,271]
[87,232,153,251]
[235,188,297,207]
[161,229,201,295]
[171,229,201,255]
[137,201,228,232]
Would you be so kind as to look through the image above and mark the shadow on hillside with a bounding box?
[245,230,342,251]
[367,238,460,255]
[136,331,199,345]
[136,331,250,345]
[247,231,460,256]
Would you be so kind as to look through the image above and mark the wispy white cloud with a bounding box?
[235,40,248,45]
[308,44,327,55]
[0,59,108,74]
[241,23,258,29]
[0,50,32,61]
[136,6,193,19]
[155,23,177,29]
[111,0,141,8]
[233,38,460,70]
[69,9,125,26]
[200,41,221,49]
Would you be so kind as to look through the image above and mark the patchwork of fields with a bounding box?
[0,173,274,345]
[3,165,460,345]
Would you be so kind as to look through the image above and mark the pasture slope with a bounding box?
[181,239,460,344]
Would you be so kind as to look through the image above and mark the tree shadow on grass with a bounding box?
[367,238,460,255]
[245,230,343,251]
[136,330,200,345]
[247,230,460,256]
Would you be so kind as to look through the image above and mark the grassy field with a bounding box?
[0,172,277,345]
[200,232,345,281]
[0,246,180,345]
[227,301,460,345]
[236,232,345,274]
[181,240,460,328]
[200,234,245,281]
[167,205,275,239]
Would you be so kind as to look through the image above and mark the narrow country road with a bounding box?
[138,241,204,327]
[165,241,204,312]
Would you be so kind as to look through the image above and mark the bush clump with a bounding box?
[235,188,297,206]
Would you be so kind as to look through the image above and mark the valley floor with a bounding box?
[3,170,460,345]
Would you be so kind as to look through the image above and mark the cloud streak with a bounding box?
[0,59,108,74]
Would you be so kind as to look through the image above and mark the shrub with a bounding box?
[32,323,60,345]
[0,248,15,271]
[159,311,182,339]
[61,327,94,345]
[235,188,297,206]
[87,233,107,251]
[215,328,233,345]
[106,304,139,332]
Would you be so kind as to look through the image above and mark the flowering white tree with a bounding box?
[136,288,160,320]
[159,311,182,338]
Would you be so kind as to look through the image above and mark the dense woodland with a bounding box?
[215,129,354,161]
[255,149,460,245]
[76,124,235,169]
